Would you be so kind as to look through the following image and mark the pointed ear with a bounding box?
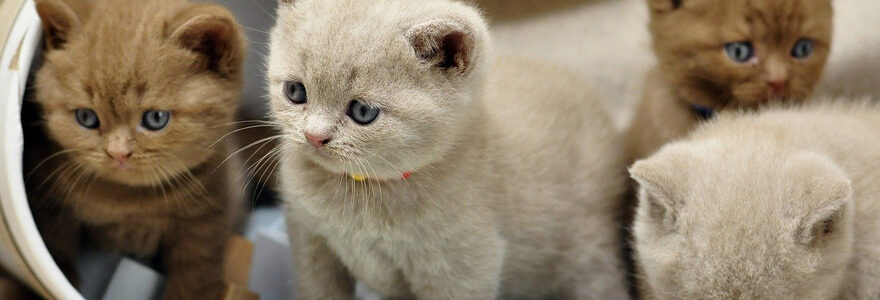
[630,156,686,232]
[647,0,684,13]
[168,4,246,78]
[35,0,80,50]
[785,153,853,246]
[405,17,483,76]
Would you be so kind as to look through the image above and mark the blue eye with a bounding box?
[791,38,813,59]
[75,108,100,129]
[284,81,307,104]
[142,110,171,131]
[724,42,754,63]
[347,100,380,125]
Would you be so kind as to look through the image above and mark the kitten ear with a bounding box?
[630,157,686,232]
[168,4,245,78]
[647,0,684,12]
[785,153,853,246]
[35,0,81,50]
[405,17,484,76]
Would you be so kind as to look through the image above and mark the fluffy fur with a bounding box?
[267,0,628,298]
[630,101,880,299]
[626,0,833,160]
[27,0,246,298]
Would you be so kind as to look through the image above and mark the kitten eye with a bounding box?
[142,110,171,131]
[791,38,814,59]
[724,42,754,63]
[284,81,307,104]
[75,109,100,129]
[347,100,381,125]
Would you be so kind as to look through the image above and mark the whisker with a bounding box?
[247,0,277,22]
[27,148,81,179]
[150,165,172,212]
[215,120,278,128]
[240,145,283,203]
[215,135,286,172]
[63,163,90,201]
[238,23,271,36]
[249,144,288,203]
[208,124,279,149]
[36,161,75,195]
[361,149,405,178]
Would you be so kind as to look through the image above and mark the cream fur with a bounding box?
[630,101,880,299]
[266,0,628,299]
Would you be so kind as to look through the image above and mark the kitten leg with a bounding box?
[161,212,229,300]
[404,229,505,300]
[562,217,630,300]
[289,225,356,300]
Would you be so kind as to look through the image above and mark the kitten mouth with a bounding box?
[109,160,136,172]
[313,149,331,159]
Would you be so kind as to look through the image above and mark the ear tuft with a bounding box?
[168,4,245,78]
[406,18,479,75]
[630,158,685,232]
[784,153,853,246]
[35,0,80,50]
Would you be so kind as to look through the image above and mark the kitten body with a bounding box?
[626,0,833,160]
[630,101,880,299]
[268,0,627,299]
[29,0,246,298]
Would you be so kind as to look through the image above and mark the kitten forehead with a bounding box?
[271,0,483,81]
[648,139,817,219]
[686,0,833,42]
[39,0,240,114]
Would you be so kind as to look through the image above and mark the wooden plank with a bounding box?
[223,284,258,300]
[223,236,254,286]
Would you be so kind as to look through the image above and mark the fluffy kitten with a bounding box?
[28,0,246,298]
[267,0,628,298]
[630,101,880,299]
[626,0,833,160]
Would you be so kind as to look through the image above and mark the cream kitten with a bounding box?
[267,0,628,299]
[630,101,880,299]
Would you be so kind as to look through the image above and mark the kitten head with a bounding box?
[630,141,853,299]
[267,0,489,179]
[647,0,833,108]
[34,0,245,186]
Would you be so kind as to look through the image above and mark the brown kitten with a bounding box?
[27,0,246,298]
[626,0,833,160]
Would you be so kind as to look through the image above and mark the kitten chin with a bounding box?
[28,0,247,299]
[268,0,628,299]
[631,101,880,299]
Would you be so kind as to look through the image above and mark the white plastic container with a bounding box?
[0,1,82,299]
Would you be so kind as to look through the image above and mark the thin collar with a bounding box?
[347,171,412,182]
[690,103,715,120]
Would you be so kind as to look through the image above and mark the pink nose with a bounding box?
[305,132,332,149]
[768,80,787,93]
[107,149,132,162]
